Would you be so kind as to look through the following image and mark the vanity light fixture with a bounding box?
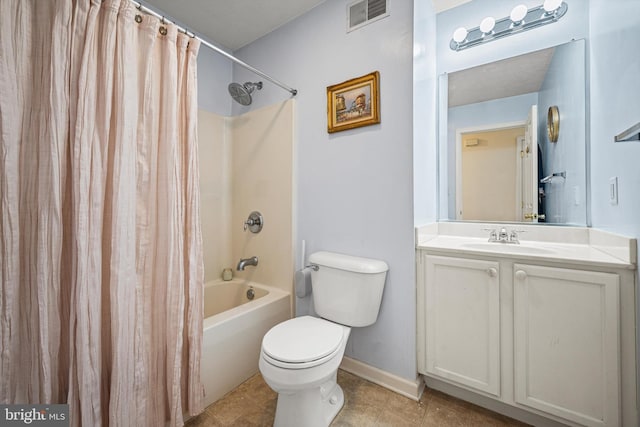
[543,0,563,13]
[452,27,468,44]
[510,4,528,24]
[450,1,568,51]
[479,16,496,34]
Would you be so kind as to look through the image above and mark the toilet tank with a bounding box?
[309,251,388,327]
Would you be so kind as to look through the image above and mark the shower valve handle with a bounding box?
[244,211,264,233]
[244,218,259,230]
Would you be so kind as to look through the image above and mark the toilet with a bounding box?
[259,251,388,427]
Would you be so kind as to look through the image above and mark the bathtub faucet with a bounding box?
[237,256,259,271]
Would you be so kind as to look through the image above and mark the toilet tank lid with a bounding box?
[309,251,389,274]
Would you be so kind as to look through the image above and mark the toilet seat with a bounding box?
[262,316,345,370]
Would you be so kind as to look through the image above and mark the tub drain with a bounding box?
[247,287,255,300]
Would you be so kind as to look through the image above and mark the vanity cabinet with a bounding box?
[423,255,501,396]
[512,264,620,427]
[417,250,634,427]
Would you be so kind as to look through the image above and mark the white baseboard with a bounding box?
[339,357,425,401]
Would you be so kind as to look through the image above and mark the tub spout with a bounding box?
[237,256,258,271]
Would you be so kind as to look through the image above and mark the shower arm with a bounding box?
[133,1,298,96]
[222,55,296,97]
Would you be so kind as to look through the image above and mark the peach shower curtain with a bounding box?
[0,1,204,425]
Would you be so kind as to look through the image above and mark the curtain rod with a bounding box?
[132,1,298,96]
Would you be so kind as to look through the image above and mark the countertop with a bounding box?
[416,223,637,270]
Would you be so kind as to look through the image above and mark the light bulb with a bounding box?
[510,4,528,23]
[543,0,562,13]
[452,27,468,43]
[480,16,496,34]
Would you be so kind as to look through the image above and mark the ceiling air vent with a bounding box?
[347,0,389,32]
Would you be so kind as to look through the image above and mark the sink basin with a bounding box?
[461,242,555,255]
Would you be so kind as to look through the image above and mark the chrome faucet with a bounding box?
[237,256,258,271]
[485,227,522,244]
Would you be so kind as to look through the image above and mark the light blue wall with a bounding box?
[413,0,438,226]
[232,0,417,380]
[197,46,233,115]
[589,0,640,238]
[537,40,586,225]
[589,0,640,376]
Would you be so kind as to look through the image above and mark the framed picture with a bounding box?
[327,71,380,133]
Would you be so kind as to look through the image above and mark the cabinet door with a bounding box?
[424,255,501,396]
[513,264,620,427]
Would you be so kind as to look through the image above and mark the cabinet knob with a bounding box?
[515,270,527,280]
[487,267,498,277]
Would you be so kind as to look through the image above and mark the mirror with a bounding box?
[437,39,587,225]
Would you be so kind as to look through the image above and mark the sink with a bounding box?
[461,242,555,255]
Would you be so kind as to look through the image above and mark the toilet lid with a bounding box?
[262,316,344,364]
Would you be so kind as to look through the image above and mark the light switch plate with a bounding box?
[609,177,618,205]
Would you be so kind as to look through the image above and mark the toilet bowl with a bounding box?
[259,251,388,427]
[259,316,351,427]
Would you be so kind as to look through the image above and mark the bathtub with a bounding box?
[200,279,290,407]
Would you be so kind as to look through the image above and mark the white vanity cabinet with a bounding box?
[417,241,637,427]
[512,264,620,427]
[422,255,501,397]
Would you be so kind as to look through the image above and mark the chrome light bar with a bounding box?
[450,2,568,52]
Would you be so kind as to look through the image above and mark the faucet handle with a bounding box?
[509,229,526,243]
[482,228,498,242]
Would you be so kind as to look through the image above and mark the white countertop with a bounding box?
[416,223,637,269]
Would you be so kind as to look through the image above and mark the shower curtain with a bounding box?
[0,1,204,425]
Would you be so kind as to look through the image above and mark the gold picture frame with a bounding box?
[327,71,380,133]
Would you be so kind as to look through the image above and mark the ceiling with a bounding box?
[448,47,555,107]
[144,0,328,51]
[143,0,473,52]
[432,0,473,14]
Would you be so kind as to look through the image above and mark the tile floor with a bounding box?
[185,370,530,426]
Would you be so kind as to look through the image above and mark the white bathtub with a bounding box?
[200,279,290,407]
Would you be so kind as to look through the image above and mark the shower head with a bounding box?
[228,81,263,106]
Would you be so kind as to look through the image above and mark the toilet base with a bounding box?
[273,373,344,427]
